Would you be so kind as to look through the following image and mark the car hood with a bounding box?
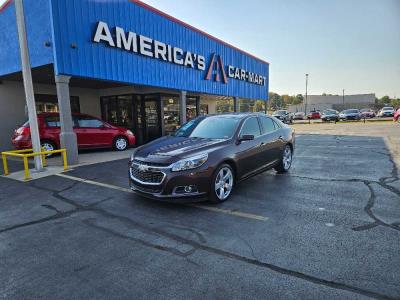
[134,136,228,164]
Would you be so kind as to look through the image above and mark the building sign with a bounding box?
[93,21,266,86]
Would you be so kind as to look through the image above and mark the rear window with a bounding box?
[45,116,61,127]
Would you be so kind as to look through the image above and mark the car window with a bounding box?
[240,117,261,137]
[260,116,276,134]
[78,117,104,128]
[45,116,61,127]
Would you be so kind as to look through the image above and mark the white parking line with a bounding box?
[55,173,269,222]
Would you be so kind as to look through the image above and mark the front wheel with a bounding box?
[275,144,292,174]
[113,136,128,151]
[209,164,234,203]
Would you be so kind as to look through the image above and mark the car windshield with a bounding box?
[343,109,359,114]
[382,107,393,111]
[173,116,240,139]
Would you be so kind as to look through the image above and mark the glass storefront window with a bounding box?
[186,96,197,121]
[34,94,80,114]
[101,95,134,129]
[239,99,266,113]
[200,104,208,115]
[216,98,234,113]
[162,96,180,135]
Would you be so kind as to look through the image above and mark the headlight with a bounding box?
[130,148,138,162]
[126,130,134,136]
[171,153,208,172]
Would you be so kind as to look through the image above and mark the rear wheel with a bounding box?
[41,140,56,157]
[275,144,292,174]
[113,136,128,151]
[209,164,234,203]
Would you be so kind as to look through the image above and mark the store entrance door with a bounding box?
[143,95,162,143]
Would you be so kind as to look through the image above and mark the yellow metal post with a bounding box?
[42,154,47,167]
[23,156,30,180]
[2,153,9,176]
[62,150,68,170]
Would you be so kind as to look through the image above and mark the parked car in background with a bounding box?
[12,113,136,153]
[378,107,395,117]
[129,113,295,202]
[293,112,305,120]
[307,111,321,120]
[272,110,293,123]
[360,108,376,118]
[321,109,339,122]
[394,108,400,122]
[339,109,361,121]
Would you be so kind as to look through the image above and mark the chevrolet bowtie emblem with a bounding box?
[138,164,149,172]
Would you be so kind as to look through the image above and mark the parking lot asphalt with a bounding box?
[1,126,399,299]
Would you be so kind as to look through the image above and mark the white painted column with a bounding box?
[55,75,79,165]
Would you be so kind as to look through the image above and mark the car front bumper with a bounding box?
[128,162,212,200]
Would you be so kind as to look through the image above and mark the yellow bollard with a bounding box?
[42,154,47,167]
[23,156,30,180]
[62,150,68,170]
[2,153,9,176]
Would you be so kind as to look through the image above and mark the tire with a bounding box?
[209,164,234,203]
[113,136,128,151]
[274,144,293,174]
[41,140,56,157]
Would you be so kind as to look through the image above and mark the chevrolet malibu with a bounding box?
[129,113,295,203]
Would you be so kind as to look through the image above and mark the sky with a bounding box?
[140,0,400,98]
[1,0,398,97]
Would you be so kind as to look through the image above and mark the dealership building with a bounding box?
[0,0,269,163]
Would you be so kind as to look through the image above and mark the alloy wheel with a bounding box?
[282,145,292,170]
[41,142,55,157]
[115,137,127,150]
[214,167,234,200]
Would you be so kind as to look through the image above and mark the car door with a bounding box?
[259,115,281,166]
[75,116,113,148]
[235,116,265,180]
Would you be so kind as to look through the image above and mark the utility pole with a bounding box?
[342,89,345,109]
[304,74,309,113]
[14,0,43,171]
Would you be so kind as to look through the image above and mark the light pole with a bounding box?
[342,89,345,109]
[15,0,43,171]
[304,74,309,113]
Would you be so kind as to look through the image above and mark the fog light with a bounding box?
[174,185,198,194]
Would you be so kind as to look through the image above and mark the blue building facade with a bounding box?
[0,0,269,149]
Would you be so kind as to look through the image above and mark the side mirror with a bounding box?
[237,134,254,144]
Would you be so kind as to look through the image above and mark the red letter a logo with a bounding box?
[205,54,228,84]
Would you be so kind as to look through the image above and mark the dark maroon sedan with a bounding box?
[129,113,295,203]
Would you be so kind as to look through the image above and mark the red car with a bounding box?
[307,111,321,119]
[360,109,376,118]
[394,108,400,122]
[12,113,136,152]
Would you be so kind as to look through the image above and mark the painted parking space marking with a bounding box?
[188,204,269,221]
[55,173,269,222]
[56,173,134,193]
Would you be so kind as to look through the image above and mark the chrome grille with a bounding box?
[130,163,165,185]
